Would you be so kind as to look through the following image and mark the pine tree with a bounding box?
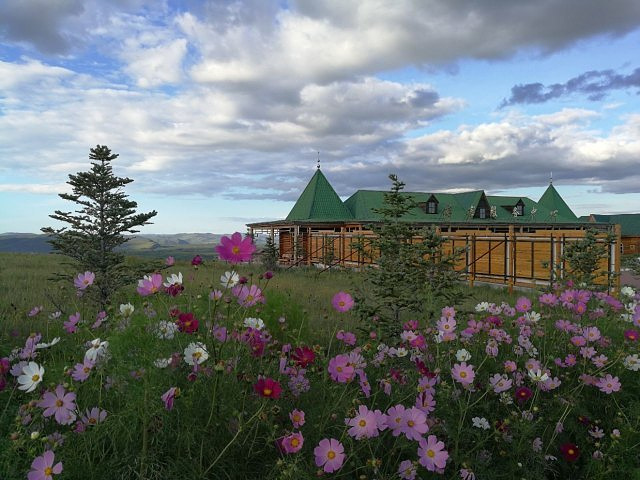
[41,145,157,307]
[354,174,464,340]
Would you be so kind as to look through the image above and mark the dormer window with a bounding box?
[478,207,487,219]
[427,200,437,214]
[515,199,524,216]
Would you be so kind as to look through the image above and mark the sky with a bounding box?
[1,0,640,234]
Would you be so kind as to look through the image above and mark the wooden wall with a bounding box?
[274,225,620,290]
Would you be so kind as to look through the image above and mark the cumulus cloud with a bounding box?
[501,67,640,106]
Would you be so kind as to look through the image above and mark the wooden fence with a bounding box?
[276,226,620,291]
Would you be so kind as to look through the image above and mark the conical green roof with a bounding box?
[286,169,354,221]
[538,184,578,221]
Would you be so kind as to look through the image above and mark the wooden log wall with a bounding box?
[276,226,620,290]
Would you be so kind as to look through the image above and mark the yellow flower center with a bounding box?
[232,246,240,254]
[55,399,63,407]
[358,419,367,427]
[32,374,40,382]
[263,388,272,396]
[89,417,97,424]
[327,451,336,460]
[44,467,53,476]
[336,366,342,372]
[293,414,300,422]
[568,448,575,455]
[407,420,415,427]
[460,371,467,378]
[427,449,435,458]
[339,301,345,307]
[246,295,254,302]
[84,367,90,373]
[291,438,299,447]
[194,352,202,359]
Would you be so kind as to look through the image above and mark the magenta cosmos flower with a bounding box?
[332,291,354,312]
[73,271,95,290]
[418,435,449,471]
[291,346,315,368]
[253,377,282,399]
[216,232,256,264]
[176,312,199,334]
[314,438,345,473]
[38,384,77,425]
[278,432,304,454]
[451,362,475,386]
[28,450,63,480]
[347,405,380,440]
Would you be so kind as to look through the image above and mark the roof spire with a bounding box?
[550,171,553,185]
[317,151,320,170]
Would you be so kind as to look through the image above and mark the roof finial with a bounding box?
[317,151,320,170]
[550,171,553,185]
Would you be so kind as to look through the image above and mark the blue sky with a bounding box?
[1,0,640,234]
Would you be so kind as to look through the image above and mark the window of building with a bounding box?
[427,201,437,214]
[479,207,487,219]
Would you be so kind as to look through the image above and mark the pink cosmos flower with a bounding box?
[538,293,558,306]
[489,373,512,393]
[28,450,63,480]
[436,317,456,333]
[451,362,475,386]
[415,391,436,415]
[38,385,77,425]
[254,377,282,399]
[63,312,81,334]
[71,358,94,382]
[191,255,203,266]
[278,432,304,454]
[161,387,179,410]
[91,311,107,329]
[328,354,355,383]
[384,404,407,436]
[570,335,587,347]
[314,438,345,473]
[336,330,357,346]
[624,329,639,341]
[418,435,449,471]
[401,407,429,441]
[595,374,621,394]
[583,326,601,342]
[291,346,315,367]
[81,407,107,426]
[289,409,305,428]
[515,297,532,312]
[165,256,175,266]
[346,405,380,440]
[28,306,43,317]
[136,273,163,296]
[332,291,354,312]
[441,306,456,318]
[216,232,256,263]
[74,271,95,290]
[398,460,417,480]
[234,284,265,307]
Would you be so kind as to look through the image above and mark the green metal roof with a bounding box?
[285,169,354,221]
[537,184,578,221]
[583,214,640,236]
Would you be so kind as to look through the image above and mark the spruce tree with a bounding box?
[42,145,157,307]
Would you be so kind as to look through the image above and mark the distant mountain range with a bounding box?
[0,232,264,259]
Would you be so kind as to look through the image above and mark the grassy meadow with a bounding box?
[1,251,639,479]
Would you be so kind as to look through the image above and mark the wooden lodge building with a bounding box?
[581,214,640,255]
[248,168,621,290]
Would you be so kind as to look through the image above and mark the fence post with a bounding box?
[508,225,515,293]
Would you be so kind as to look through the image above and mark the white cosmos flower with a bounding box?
[154,358,171,368]
[35,337,60,350]
[623,354,640,371]
[220,271,239,289]
[17,362,44,393]
[156,320,178,340]
[475,302,490,312]
[528,369,549,383]
[621,286,636,298]
[184,342,209,366]
[243,317,265,330]
[163,272,183,287]
[472,417,490,430]
[390,347,408,358]
[456,349,471,362]
[120,303,135,317]
[85,338,109,362]
[525,311,541,323]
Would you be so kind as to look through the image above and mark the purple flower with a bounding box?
[73,271,95,290]
[38,385,77,425]
[28,450,63,480]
